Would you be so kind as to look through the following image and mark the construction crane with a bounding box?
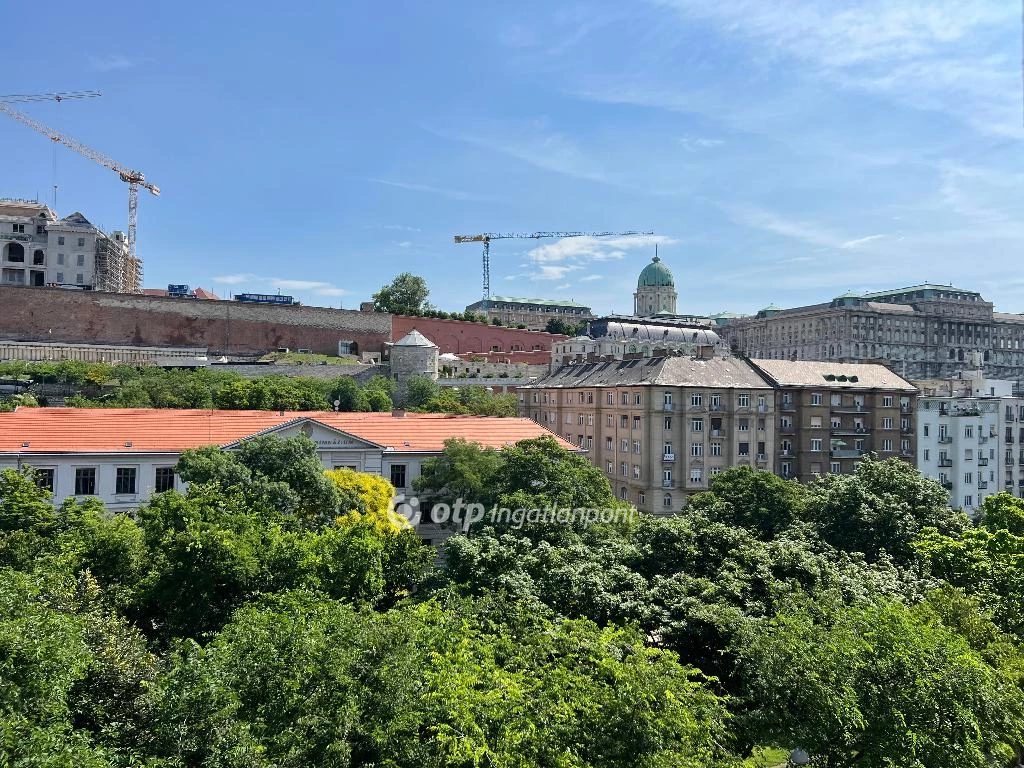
[454,230,655,306]
[0,91,159,293]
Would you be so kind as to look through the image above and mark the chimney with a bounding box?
[391,408,406,418]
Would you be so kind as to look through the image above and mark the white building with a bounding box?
[0,407,572,542]
[915,365,1024,514]
[0,199,136,292]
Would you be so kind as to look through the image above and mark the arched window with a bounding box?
[620,486,628,500]
[662,493,672,509]
[4,242,24,262]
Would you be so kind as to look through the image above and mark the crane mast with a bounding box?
[454,230,655,306]
[0,92,159,293]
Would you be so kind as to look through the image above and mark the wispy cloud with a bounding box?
[580,274,604,282]
[396,241,413,248]
[840,234,886,249]
[212,273,350,296]
[367,178,482,201]
[515,234,673,282]
[650,0,1019,136]
[728,206,843,249]
[678,136,724,151]
[87,54,140,72]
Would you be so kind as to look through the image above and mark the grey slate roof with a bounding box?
[748,359,916,391]
[525,356,772,389]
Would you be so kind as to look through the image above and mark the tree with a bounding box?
[404,376,440,409]
[803,455,967,565]
[545,318,586,336]
[372,273,431,315]
[687,466,807,539]
[733,596,1024,767]
[415,438,505,509]
[329,376,367,412]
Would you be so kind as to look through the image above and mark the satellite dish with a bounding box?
[790,749,810,766]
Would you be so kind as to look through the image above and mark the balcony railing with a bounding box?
[831,449,863,459]
[833,426,870,435]
[662,403,674,411]
[978,457,989,466]
[941,481,953,490]
[938,436,953,444]
[661,480,675,489]
[978,481,989,490]
[831,403,866,413]
[938,459,953,467]
[662,453,675,462]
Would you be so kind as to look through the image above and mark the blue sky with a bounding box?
[3,1,1022,315]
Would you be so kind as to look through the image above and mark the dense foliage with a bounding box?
[3,433,1024,766]
[0,361,517,415]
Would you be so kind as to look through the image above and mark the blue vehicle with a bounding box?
[235,293,296,305]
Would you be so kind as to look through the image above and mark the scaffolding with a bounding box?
[93,230,141,294]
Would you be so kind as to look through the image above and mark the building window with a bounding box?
[964,495,973,508]
[781,462,791,477]
[620,415,628,428]
[32,468,55,492]
[663,493,672,508]
[691,442,703,457]
[692,418,703,431]
[633,440,641,454]
[578,414,585,425]
[606,460,613,473]
[76,273,84,284]
[77,237,85,247]
[620,486,628,500]
[155,467,176,493]
[690,468,702,483]
[964,472,973,484]
[811,392,823,405]
[738,394,750,408]
[923,449,930,461]
[606,437,613,451]
[738,418,749,431]
[710,394,721,409]
[620,439,629,452]
[738,442,749,456]
[711,442,722,456]
[830,462,841,473]
[633,416,641,430]
[901,439,910,453]
[620,462,628,476]
[923,425,929,437]
[76,253,85,266]
[664,417,672,430]
[811,438,822,451]
[664,443,673,457]
[57,253,65,265]
[965,425,973,438]
[11,223,24,233]
[883,439,893,451]
[115,467,137,495]
[607,393,614,405]
[621,393,629,405]
[633,464,641,479]
[57,236,64,245]
[638,491,645,506]
[883,417,893,429]
[690,393,701,407]
[389,464,408,488]
[883,395,894,407]
[709,467,721,477]
[75,468,96,496]
[606,415,613,427]
[634,393,642,405]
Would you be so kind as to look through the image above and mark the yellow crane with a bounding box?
[0,91,159,293]
[454,230,654,307]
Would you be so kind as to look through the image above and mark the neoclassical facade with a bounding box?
[721,285,1024,381]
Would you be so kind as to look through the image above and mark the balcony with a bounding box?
[938,436,953,444]
[709,403,725,412]
[978,457,989,467]
[710,429,722,438]
[900,425,913,434]
[661,480,675,489]
[756,454,769,467]
[662,453,675,462]
[831,403,866,413]
[779,449,793,458]
[978,481,989,490]
[938,459,953,467]
[941,480,953,490]
[979,436,989,444]
[687,403,706,412]
[779,425,796,435]
[833,426,870,435]
[781,402,796,412]
[831,449,863,459]
[662,402,674,411]
[901,404,912,413]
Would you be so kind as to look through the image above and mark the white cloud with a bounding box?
[367,178,482,201]
[678,136,725,151]
[728,206,843,248]
[840,234,886,249]
[651,0,1019,136]
[87,54,138,72]
[536,265,580,281]
[212,273,256,285]
[528,234,674,264]
[396,241,413,248]
[212,274,349,296]
[580,274,604,282]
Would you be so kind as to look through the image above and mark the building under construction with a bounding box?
[0,198,141,294]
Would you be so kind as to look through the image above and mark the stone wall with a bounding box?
[392,315,565,354]
[0,286,392,356]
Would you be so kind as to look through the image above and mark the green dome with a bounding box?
[637,256,674,288]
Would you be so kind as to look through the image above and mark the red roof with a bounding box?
[0,408,572,454]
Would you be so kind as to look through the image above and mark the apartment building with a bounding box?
[915,367,1024,513]
[0,199,138,293]
[721,284,1024,381]
[464,296,593,331]
[746,360,917,482]
[520,356,776,514]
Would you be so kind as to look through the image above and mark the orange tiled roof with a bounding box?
[0,408,571,454]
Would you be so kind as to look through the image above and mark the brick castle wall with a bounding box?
[392,315,565,354]
[0,286,392,356]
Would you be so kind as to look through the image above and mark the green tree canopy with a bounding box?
[372,272,432,315]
